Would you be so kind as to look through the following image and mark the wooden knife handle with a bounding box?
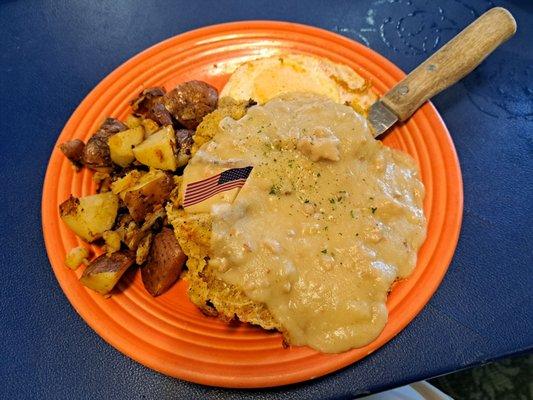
[381,7,516,121]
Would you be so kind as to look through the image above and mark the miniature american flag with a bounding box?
[183,166,253,207]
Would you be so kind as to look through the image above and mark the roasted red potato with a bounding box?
[149,102,173,127]
[79,251,135,294]
[131,87,174,127]
[163,80,218,129]
[131,87,166,116]
[142,228,186,296]
[59,139,85,168]
[122,170,174,222]
[132,126,177,170]
[82,117,128,171]
[82,136,113,171]
[175,129,194,167]
[59,192,119,242]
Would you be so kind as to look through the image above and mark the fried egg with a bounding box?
[220,54,377,113]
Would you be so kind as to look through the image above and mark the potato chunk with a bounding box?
[111,170,144,196]
[122,170,174,221]
[124,115,142,129]
[142,228,186,296]
[103,230,121,254]
[59,139,85,168]
[175,129,194,168]
[108,126,145,167]
[141,118,160,137]
[59,192,119,242]
[132,125,177,170]
[162,81,218,129]
[65,246,90,270]
[80,251,135,294]
[136,232,153,265]
[82,118,127,172]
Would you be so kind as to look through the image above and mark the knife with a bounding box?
[368,7,516,137]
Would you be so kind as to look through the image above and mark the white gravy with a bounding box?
[185,95,426,353]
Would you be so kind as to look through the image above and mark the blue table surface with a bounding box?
[0,0,531,399]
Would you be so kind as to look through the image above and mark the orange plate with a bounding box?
[42,21,463,388]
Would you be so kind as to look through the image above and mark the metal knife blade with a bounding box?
[368,100,399,138]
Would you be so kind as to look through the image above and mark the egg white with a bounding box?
[220,54,376,112]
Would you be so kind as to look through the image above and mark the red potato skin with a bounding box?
[174,129,194,167]
[82,136,112,171]
[131,87,174,127]
[59,139,85,167]
[79,251,135,294]
[163,81,218,129]
[149,103,173,127]
[175,129,194,151]
[131,87,166,116]
[82,118,128,171]
[142,228,187,296]
[95,118,128,139]
[83,251,135,275]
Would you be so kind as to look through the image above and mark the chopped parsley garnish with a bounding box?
[269,184,281,195]
[321,249,328,254]
[350,210,355,218]
[370,207,377,214]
